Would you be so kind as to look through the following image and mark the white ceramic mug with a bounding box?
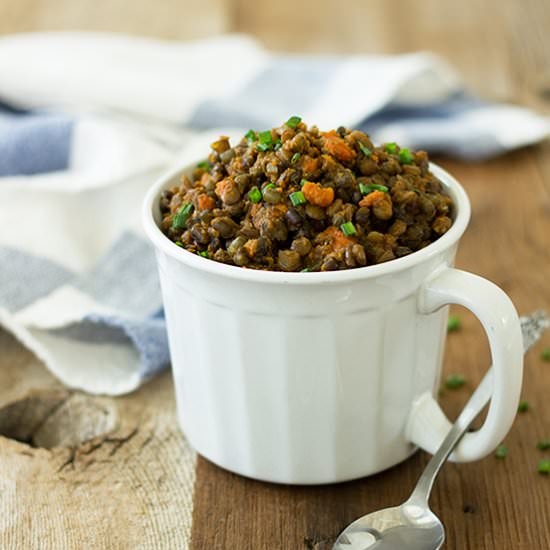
[143,162,523,485]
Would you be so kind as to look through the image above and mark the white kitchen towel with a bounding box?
[0,32,548,394]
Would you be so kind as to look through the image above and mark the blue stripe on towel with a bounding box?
[0,247,74,312]
[75,232,163,319]
[0,106,74,177]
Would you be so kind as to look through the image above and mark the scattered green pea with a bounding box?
[445,374,465,390]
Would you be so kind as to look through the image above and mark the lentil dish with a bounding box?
[160,117,454,272]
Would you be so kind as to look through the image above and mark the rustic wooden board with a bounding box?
[1,0,549,548]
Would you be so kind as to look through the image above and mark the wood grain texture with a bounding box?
[0,0,549,549]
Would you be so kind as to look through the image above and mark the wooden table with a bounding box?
[1,1,549,548]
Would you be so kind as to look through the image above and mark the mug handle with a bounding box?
[405,267,523,462]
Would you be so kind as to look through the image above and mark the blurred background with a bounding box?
[1,0,549,110]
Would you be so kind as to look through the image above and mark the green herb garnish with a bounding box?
[359,183,372,195]
[518,401,529,413]
[399,148,414,164]
[289,191,306,206]
[495,444,508,459]
[257,130,273,151]
[537,459,550,474]
[274,139,282,151]
[537,440,550,450]
[175,241,183,247]
[541,347,550,361]
[340,222,357,237]
[447,314,461,332]
[198,251,209,258]
[385,142,398,154]
[172,203,194,230]
[445,373,465,390]
[301,267,311,273]
[197,160,210,170]
[359,143,372,157]
[291,152,301,163]
[245,129,257,143]
[263,183,276,194]
[248,187,262,203]
[286,115,302,128]
[300,178,308,188]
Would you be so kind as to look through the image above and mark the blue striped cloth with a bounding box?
[0,33,548,394]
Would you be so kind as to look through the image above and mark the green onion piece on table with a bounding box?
[340,222,357,236]
[248,187,262,203]
[541,347,550,361]
[517,401,529,413]
[285,115,302,128]
[447,314,461,332]
[537,459,550,474]
[172,203,194,230]
[537,440,550,450]
[289,191,306,206]
[445,373,465,389]
[495,444,508,459]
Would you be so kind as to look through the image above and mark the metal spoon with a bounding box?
[333,310,549,550]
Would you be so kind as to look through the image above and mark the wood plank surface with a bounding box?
[0,0,549,549]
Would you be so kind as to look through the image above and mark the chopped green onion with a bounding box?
[248,187,262,203]
[172,203,194,230]
[198,251,209,258]
[300,178,308,188]
[257,130,273,151]
[301,267,311,273]
[291,152,301,163]
[495,444,508,459]
[358,142,372,157]
[447,314,461,332]
[537,459,550,474]
[263,183,276,193]
[244,129,257,143]
[385,142,397,154]
[340,222,357,236]
[290,191,306,206]
[518,401,529,413]
[274,139,282,151]
[372,184,388,193]
[197,160,210,170]
[285,115,302,128]
[537,440,550,450]
[541,347,550,361]
[175,241,183,247]
[445,373,465,390]
[359,182,372,195]
[399,148,414,164]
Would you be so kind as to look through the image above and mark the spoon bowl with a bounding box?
[333,504,444,550]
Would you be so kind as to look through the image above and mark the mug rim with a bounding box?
[142,161,471,285]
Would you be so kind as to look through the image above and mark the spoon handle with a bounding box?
[407,310,548,507]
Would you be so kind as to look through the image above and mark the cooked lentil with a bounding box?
[160,119,454,272]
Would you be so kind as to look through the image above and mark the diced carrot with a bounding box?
[215,178,229,199]
[302,181,335,207]
[198,194,215,211]
[321,130,356,162]
[301,156,320,176]
[359,190,386,208]
[318,226,355,251]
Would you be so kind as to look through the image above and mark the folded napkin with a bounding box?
[0,33,548,394]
